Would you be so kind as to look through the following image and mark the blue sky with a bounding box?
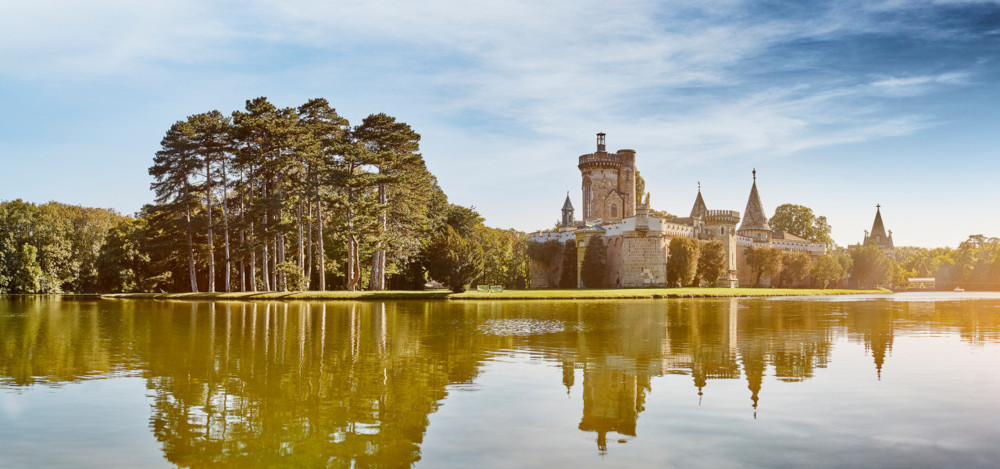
[1,0,999,248]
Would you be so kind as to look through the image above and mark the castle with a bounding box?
[529,133,827,288]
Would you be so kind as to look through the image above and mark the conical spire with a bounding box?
[866,204,893,248]
[561,192,575,227]
[562,192,574,211]
[690,182,708,218]
[738,169,770,232]
[870,204,887,240]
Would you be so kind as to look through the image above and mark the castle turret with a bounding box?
[579,133,636,223]
[690,183,708,219]
[738,169,772,244]
[561,192,575,227]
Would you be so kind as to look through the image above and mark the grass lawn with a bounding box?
[102,287,886,301]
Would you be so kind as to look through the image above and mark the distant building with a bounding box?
[529,134,827,288]
[863,205,894,256]
[907,278,935,290]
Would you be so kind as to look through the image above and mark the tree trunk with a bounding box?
[238,174,246,292]
[261,180,270,291]
[222,161,231,292]
[305,198,313,289]
[276,176,286,291]
[184,184,198,292]
[248,219,256,291]
[371,182,387,291]
[206,163,215,292]
[316,196,326,291]
[273,237,280,291]
[297,199,305,286]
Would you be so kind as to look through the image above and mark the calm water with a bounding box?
[2,296,1000,468]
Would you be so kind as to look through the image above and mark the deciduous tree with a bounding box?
[667,237,700,287]
[745,245,783,287]
[810,254,846,289]
[769,204,834,247]
[780,251,812,287]
[696,240,725,287]
[580,235,607,288]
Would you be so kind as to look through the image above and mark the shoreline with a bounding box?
[99,287,889,302]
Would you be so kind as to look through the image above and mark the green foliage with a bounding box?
[768,204,834,247]
[635,170,645,210]
[276,261,309,291]
[779,251,812,287]
[527,239,562,266]
[0,200,125,293]
[580,235,607,288]
[424,225,485,293]
[850,243,890,288]
[7,243,42,293]
[559,241,578,288]
[810,254,846,289]
[696,240,725,287]
[475,227,530,289]
[745,245,783,287]
[97,218,152,293]
[667,237,700,287]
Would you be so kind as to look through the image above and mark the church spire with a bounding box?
[866,204,893,249]
[738,168,770,232]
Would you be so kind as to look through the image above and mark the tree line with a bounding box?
[0,97,529,294]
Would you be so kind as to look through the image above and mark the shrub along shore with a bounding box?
[101,287,887,302]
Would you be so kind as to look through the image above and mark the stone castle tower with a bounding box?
[579,133,636,223]
[690,185,741,287]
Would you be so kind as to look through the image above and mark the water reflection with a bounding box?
[2,296,1000,466]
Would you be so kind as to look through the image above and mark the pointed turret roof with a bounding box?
[690,183,708,218]
[866,204,893,249]
[870,205,887,240]
[738,169,770,232]
[562,192,574,211]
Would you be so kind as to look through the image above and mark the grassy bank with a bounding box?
[102,287,887,302]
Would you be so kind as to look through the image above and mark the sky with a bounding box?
[1,0,999,248]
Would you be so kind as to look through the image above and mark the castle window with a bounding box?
[610,203,618,218]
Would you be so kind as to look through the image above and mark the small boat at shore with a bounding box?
[954,287,965,292]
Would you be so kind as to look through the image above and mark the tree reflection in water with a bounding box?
[2,296,1000,464]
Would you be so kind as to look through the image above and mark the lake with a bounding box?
[2,295,1000,468]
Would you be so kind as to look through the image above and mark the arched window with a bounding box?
[610,203,618,219]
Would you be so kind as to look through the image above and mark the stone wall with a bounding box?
[605,235,624,287]
[620,231,669,287]
[528,242,567,289]
[582,167,622,222]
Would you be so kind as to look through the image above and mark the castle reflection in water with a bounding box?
[2,297,999,464]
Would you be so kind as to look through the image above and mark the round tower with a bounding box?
[578,133,636,223]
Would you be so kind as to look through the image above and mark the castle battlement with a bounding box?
[529,230,576,243]
[578,150,635,168]
[705,210,740,224]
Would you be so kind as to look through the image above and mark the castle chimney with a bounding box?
[596,132,606,152]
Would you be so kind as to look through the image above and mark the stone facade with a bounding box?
[530,134,830,288]
[580,133,636,224]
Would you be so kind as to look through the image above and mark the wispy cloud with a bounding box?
[2,0,998,240]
